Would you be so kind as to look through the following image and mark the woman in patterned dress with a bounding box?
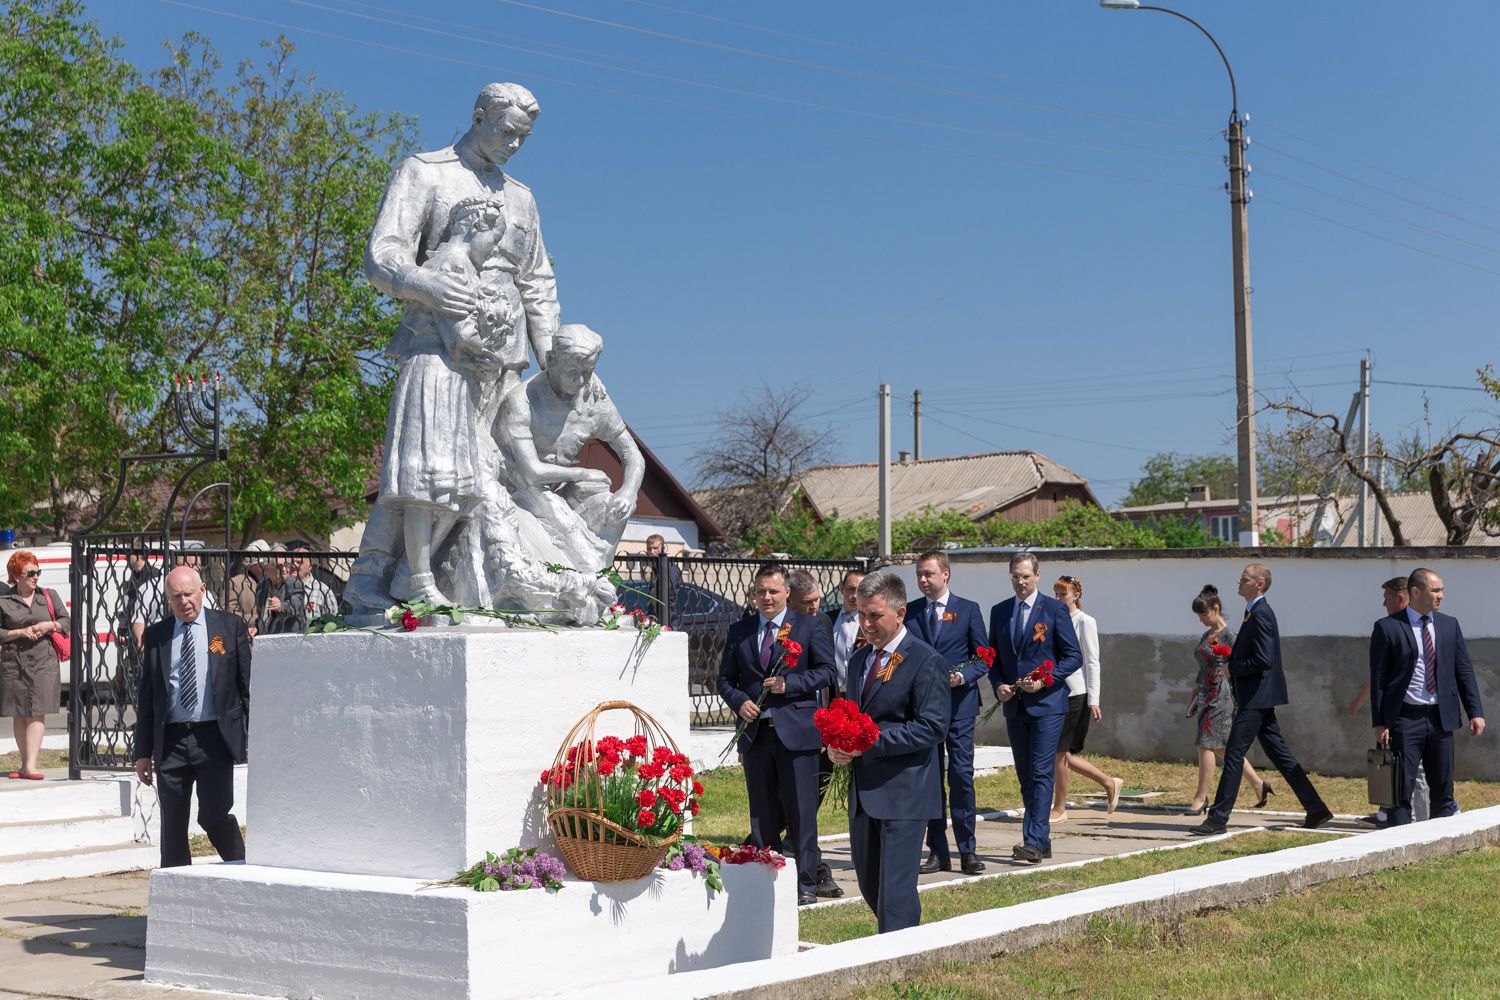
[1188,585,1273,814]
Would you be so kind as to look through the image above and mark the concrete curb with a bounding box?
[558,805,1500,1000]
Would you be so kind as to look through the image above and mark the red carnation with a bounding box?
[400,610,420,632]
[975,645,996,666]
[692,780,704,796]
[636,788,657,808]
[624,734,648,758]
[689,800,700,816]
[669,763,693,783]
[637,808,656,827]
[1212,644,1232,658]
[539,768,551,785]
[652,745,676,766]
[597,751,619,777]
[637,762,665,781]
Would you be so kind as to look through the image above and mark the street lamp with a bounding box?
[1101,0,1260,546]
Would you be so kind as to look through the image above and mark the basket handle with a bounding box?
[592,699,638,712]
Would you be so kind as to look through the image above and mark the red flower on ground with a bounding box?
[400,610,420,631]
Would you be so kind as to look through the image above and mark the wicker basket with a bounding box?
[545,700,683,882]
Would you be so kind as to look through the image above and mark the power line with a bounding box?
[1254,139,1500,239]
[1255,194,1500,279]
[1374,379,1490,393]
[1256,120,1500,220]
[924,406,1159,453]
[310,0,1217,164]
[492,0,1206,132]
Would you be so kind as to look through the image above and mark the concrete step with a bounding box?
[0,841,157,886]
[0,813,137,856]
[0,776,132,823]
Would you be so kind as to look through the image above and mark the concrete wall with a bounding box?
[913,548,1499,780]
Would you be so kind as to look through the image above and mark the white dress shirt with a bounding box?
[165,614,216,724]
[1403,607,1439,706]
[832,609,861,687]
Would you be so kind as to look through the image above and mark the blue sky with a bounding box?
[83,1,1499,506]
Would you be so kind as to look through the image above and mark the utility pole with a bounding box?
[1358,354,1371,547]
[878,385,892,558]
[1229,112,1259,547]
[912,389,922,461]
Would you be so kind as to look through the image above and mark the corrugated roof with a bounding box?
[1330,491,1500,547]
[796,451,1093,522]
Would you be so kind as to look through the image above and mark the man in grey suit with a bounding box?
[832,571,951,933]
[134,566,251,868]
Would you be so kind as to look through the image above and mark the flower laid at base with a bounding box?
[661,840,724,893]
[426,847,567,892]
[709,844,786,869]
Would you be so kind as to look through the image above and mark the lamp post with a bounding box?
[1101,0,1259,545]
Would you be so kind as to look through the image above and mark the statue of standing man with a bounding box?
[345,83,560,614]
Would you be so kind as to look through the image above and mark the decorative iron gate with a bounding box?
[69,378,229,777]
[611,554,866,727]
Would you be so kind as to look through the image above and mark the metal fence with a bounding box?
[611,554,865,726]
[67,540,356,775]
[68,543,863,773]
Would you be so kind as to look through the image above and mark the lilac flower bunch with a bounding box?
[661,839,724,894]
[437,847,567,893]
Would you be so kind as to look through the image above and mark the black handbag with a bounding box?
[1367,744,1401,808]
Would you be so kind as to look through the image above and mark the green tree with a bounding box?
[1122,452,1237,507]
[149,35,419,543]
[0,0,231,537]
[0,1,419,542]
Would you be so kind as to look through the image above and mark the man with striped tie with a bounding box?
[134,566,251,868]
[1369,568,1485,826]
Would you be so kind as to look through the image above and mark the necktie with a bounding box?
[862,650,883,701]
[928,603,942,642]
[760,621,776,669]
[1013,601,1027,652]
[179,624,198,715]
[1421,615,1437,693]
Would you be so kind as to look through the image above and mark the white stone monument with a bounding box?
[143,628,798,999]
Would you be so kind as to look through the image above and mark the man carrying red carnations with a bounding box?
[831,571,950,933]
[716,562,835,906]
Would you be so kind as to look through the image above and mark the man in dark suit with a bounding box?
[1190,563,1331,836]
[717,562,835,905]
[133,566,251,868]
[828,567,867,696]
[987,552,1081,863]
[906,550,990,876]
[787,568,843,898]
[834,570,950,933]
[1369,567,1485,826]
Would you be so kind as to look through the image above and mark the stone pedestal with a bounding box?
[143,626,798,998]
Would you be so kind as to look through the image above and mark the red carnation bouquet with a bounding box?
[815,697,880,802]
[952,644,996,680]
[541,735,702,843]
[1211,643,1232,659]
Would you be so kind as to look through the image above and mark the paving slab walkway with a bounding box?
[0,803,1361,999]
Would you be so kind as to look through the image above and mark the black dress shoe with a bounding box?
[1303,806,1334,830]
[797,892,818,906]
[1187,820,1228,836]
[814,874,845,898]
[1011,843,1048,863]
[919,852,952,874]
[959,852,986,875]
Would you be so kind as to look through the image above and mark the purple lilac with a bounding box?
[682,842,709,875]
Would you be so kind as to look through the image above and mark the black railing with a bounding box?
[611,554,865,726]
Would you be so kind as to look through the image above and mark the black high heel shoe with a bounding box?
[1185,802,1207,816]
[1256,781,1275,809]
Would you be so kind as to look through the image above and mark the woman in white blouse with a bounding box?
[1051,576,1123,822]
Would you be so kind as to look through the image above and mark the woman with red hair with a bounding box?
[0,551,70,779]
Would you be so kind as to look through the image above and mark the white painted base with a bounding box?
[145,859,797,999]
[246,628,689,880]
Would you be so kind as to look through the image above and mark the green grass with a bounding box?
[695,753,1500,844]
[801,830,1336,945]
[845,844,1500,999]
